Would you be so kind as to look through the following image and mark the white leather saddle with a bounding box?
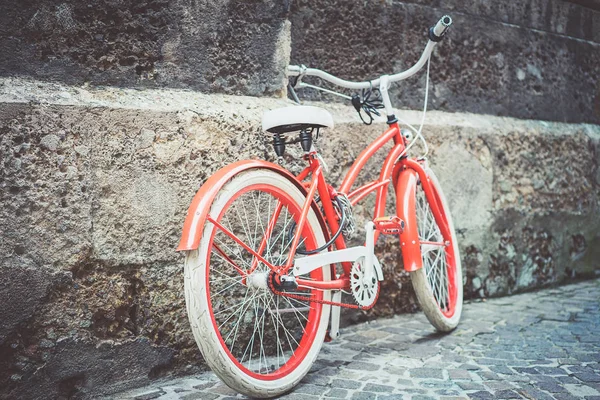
[262,106,334,134]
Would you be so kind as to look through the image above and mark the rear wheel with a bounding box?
[184,169,331,398]
[410,168,463,332]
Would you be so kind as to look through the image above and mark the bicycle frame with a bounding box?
[289,120,452,291]
[178,122,451,301]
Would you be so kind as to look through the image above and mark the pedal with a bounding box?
[373,216,405,234]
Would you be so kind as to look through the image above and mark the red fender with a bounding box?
[395,168,423,272]
[177,159,329,252]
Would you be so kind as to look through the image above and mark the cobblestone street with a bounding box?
[116,279,600,400]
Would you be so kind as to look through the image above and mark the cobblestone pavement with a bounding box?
[115,279,600,400]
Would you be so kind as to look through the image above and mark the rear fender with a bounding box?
[177,160,331,258]
[395,168,422,272]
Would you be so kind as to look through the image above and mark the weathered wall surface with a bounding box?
[290,0,600,124]
[1,1,598,122]
[1,80,599,398]
[0,0,291,96]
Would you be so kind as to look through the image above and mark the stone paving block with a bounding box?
[295,384,330,396]
[301,374,331,386]
[483,381,517,391]
[376,394,404,400]
[456,381,486,391]
[350,392,377,400]
[489,366,514,375]
[574,373,600,383]
[506,361,530,367]
[324,388,348,398]
[493,390,522,399]
[332,378,362,390]
[459,364,481,371]
[383,366,407,376]
[564,383,600,397]
[517,384,556,400]
[506,374,532,383]
[567,365,597,374]
[190,381,217,391]
[439,397,469,400]
[363,383,395,393]
[477,358,506,366]
[466,391,495,399]
[448,369,473,380]
[347,334,378,344]
[556,375,580,384]
[513,367,540,375]
[134,389,166,400]
[536,381,569,393]
[588,363,600,371]
[181,393,219,400]
[552,394,582,400]
[279,394,320,400]
[573,353,600,362]
[336,369,362,379]
[345,361,381,371]
[477,371,501,381]
[419,380,454,390]
[534,367,569,375]
[320,367,341,376]
[409,368,445,379]
[395,379,413,387]
[403,388,427,394]
[434,389,461,396]
[208,383,238,396]
[530,359,555,366]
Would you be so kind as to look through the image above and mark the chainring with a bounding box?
[350,257,380,308]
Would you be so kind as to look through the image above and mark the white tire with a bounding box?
[184,169,331,398]
[410,168,463,332]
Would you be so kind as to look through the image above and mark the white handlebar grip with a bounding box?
[433,15,452,37]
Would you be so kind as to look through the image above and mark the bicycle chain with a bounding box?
[267,275,377,311]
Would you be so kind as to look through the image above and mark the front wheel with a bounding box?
[184,169,331,398]
[410,168,463,332]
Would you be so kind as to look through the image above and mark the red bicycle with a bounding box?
[178,15,462,398]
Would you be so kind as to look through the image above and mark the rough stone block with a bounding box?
[0,0,291,96]
[290,0,600,123]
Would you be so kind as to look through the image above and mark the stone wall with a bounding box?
[1,1,598,122]
[1,80,599,398]
[0,0,291,96]
[290,0,600,124]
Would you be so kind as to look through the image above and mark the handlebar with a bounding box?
[431,15,452,40]
[288,15,452,91]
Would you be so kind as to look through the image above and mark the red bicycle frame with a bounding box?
[178,122,452,297]
[279,121,451,292]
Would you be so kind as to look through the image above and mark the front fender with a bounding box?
[395,168,423,272]
[177,160,306,251]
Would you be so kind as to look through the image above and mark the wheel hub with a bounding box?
[246,272,269,291]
